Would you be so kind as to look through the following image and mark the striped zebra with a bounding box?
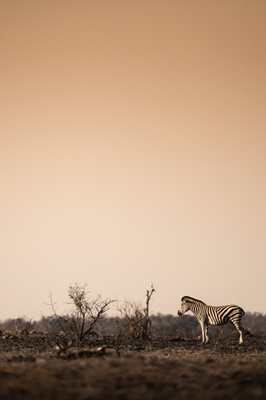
[177,296,245,344]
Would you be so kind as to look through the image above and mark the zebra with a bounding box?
[177,296,245,344]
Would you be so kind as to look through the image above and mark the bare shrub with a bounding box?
[0,317,35,334]
[118,285,155,340]
[48,283,115,346]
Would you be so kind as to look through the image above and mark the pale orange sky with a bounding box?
[1,1,266,320]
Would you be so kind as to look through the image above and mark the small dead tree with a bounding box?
[143,285,155,338]
[49,283,115,346]
[118,285,155,340]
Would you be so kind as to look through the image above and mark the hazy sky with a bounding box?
[1,1,266,321]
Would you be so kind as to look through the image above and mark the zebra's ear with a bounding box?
[182,296,192,304]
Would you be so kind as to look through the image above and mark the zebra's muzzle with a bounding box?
[177,310,183,316]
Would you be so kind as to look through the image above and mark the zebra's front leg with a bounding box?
[205,325,209,343]
[200,322,207,343]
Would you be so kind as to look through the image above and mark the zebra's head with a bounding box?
[177,297,191,316]
[177,296,205,316]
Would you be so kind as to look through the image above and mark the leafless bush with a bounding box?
[48,283,115,346]
[0,317,35,334]
[117,285,155,340]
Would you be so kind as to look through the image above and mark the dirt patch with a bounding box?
[0,331,266,399]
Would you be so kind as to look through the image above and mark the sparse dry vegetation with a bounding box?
[0,285,266,399]
[49,282,115,347]
[0,329,266,399]
[117,285,155,340]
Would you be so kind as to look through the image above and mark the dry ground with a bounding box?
[0,331,266,399]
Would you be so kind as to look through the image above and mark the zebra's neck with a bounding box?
[189,301,206,314]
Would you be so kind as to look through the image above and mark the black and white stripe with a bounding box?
[177,296,245,344]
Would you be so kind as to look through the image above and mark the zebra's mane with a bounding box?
[181,296,206,305]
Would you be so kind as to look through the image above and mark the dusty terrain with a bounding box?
[0,330,266,399]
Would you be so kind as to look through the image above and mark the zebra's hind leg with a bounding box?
[233,323,244,344]
[238,327,244,344]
